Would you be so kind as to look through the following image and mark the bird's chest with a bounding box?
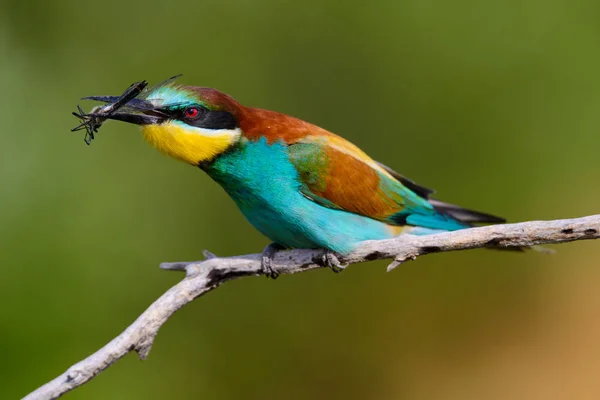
[205,139,314,244]
[207,139,300,206]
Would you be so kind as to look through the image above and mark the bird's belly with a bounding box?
[237,192,396,254]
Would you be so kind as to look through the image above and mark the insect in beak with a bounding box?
[72,80,165,144]
[72,75,182,144]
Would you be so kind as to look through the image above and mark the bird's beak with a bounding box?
[82,96,167,125]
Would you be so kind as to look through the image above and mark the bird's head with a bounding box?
[89,78,244,165]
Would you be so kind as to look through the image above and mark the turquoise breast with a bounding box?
[204,137,396,253]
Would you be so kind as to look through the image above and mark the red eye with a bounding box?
[185,107,200,118]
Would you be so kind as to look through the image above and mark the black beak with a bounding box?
[73,77,181,145]
[72,81,161,144]
[80,97,167,126]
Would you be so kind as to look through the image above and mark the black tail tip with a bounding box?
[429,199,506,225]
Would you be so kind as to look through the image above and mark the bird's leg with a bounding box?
[320,250,348,273]
[261,242,285,279]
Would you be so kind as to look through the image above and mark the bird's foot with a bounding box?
[261,243,285,279]
[320,251,348,273]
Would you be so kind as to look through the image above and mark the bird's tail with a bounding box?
[428,199,506,226]
[400,199,504,234]
[404,199,545,253]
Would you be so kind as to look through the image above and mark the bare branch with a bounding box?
[23,215,600,400]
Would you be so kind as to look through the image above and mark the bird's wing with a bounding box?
[241,109,503,228]
[287,134,437,225]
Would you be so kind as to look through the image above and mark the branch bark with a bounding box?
[23,215,600,400]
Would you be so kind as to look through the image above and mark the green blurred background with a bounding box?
[3,0,600,399]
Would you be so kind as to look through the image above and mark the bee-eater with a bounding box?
[81,77,505,278]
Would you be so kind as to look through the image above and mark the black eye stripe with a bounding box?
[192,109,237,130]
[159,105,237,130]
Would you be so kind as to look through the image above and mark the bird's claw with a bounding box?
[261,243,284,279]
[321,251,348,273]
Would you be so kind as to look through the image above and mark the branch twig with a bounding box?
[23,215,600,400]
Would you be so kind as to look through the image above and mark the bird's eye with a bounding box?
[184,107,200,119]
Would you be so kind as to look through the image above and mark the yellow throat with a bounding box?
[141,121,240,165]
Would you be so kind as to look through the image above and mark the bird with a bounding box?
[80,77,506,278]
